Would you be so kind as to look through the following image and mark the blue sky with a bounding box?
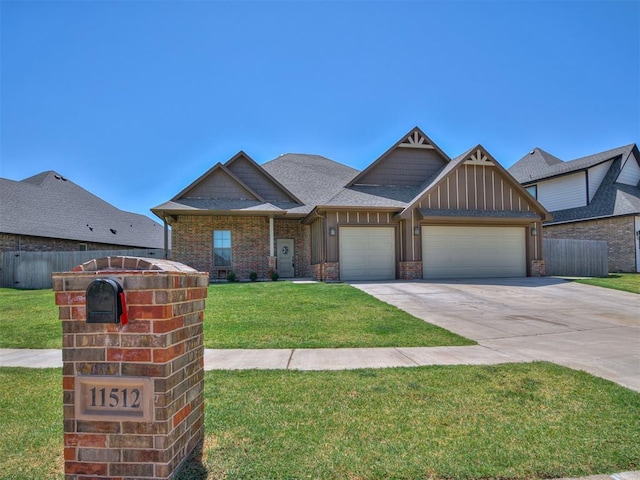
[2,0,639,219]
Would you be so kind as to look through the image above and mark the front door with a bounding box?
[276,239,295,278]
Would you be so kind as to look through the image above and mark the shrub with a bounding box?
[226,271,238,283]
[249,271,258,282]
[270,270,279,282]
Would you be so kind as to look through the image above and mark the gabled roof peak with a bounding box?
[397,127,436,150]
[346,126,450,188]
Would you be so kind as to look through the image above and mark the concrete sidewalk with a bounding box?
[0,345,521,370]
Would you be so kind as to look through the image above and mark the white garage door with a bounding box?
[340,227,395,281]
[422,226,526,279]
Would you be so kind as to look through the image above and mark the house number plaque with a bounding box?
[75,376,153,422]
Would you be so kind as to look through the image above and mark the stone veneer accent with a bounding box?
[399,261,423,280]
[53,256,208,479]
[544,216,637,272]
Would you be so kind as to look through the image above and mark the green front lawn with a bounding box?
[0,283,473,349]
[204,282,472,348]
[2,363,639,480]
[0,288,62,349]
[576,273,640,295]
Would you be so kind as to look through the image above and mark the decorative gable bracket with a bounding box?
[398,130,435,149]
[464,148,495,166]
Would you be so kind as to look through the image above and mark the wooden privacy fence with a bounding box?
[543,238,608,277]
[0,249,165,289]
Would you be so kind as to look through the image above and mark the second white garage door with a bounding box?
[422,226,526,279]
[339,227,395,281]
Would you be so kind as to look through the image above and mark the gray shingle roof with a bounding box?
[261,154,359,213]
[153,199,297,213]
[509,144,635,184]
[322,185,419,208]
[1,171,164,248]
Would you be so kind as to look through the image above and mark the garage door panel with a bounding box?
[423,226,525,279]
[340,227,395,281]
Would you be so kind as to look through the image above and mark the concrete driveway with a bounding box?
[352,278,640,392]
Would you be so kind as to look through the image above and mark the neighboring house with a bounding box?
[0,170,165,252]
[509,144,640,273]
[152,127,551,282]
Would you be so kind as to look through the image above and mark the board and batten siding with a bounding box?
[417,163,533,212]
[588,160,612,202]
[618,152,640,186]
[537,172,586,212]
[310,218,324,265]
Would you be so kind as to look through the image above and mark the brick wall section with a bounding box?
[313,262,340,281]
[530,259,546,277]
[399,261,422,280]
[53,256,208,480]
[171,215,311,280]
[0,233,137,253]
[544,216,636,272]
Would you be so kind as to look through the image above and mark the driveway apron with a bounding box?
[352,278,640,392]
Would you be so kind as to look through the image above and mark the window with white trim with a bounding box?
[213,230,231,266]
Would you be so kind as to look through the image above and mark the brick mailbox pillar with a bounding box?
[53,256,209,479]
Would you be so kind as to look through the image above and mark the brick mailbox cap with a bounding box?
[71,256,199,273]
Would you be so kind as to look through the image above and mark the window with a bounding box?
[79,243,87,251]
[213,230,231,266]
[525,185,537,199]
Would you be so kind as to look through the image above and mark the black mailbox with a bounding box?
[86,278,128,324]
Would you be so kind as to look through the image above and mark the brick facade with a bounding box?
[530,259,546,277]
[399,261,423,280]
[171,215,311,280]
[0,233,132,253]
[544,216,637,272]
[311,262,340,281]
[53,256,208,479]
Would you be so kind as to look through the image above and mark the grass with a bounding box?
[0,368,63,480]
[197,363,640,479]
[0,283,473,349]
[2,363,639,480]
[575,273,640,295]
[203,282,472,348]
[0,288,61,348]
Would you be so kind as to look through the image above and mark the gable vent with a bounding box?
[399,131,434,149]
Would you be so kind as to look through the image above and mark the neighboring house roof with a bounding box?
[0,171,164,248]
[546,157,640,224]
[508,143,640,224]
[509,144,635,184]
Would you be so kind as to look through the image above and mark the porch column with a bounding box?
[269,217,275,257]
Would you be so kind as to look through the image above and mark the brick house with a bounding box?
[509,144,640,273]
[0,171,165,253]
[152,127,551,281]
